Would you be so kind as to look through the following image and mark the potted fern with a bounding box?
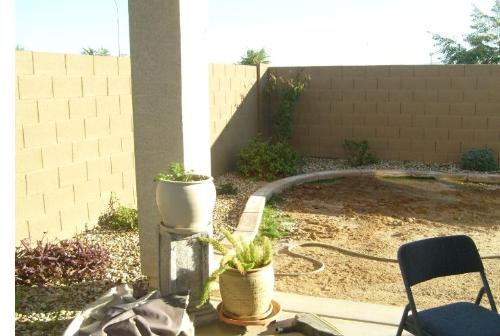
[197,228,274,320]
[155,163,216,233]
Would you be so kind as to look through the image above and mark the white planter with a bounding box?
[156,176,216,233]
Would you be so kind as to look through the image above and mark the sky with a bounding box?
[15,0,496,66]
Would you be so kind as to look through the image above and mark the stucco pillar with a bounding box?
[128,0,210,286]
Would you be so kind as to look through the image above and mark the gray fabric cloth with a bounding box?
[64,285,194,336]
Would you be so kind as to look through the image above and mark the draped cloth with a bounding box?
[63,285,194,336]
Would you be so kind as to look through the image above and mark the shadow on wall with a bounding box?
[209,65,262,177]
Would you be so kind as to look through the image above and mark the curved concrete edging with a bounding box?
[221,169,500,247]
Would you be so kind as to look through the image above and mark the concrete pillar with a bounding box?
[128,0,210,286]
[159,225,215,325]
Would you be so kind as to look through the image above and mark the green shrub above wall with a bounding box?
[461,148,498,172]
[238,137,300,180]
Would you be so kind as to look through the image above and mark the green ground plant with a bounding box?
[98,193,138,231]
[258,195,291,240]
[238,137,300,180]
[383,176,436,181]
[197,228,273,307]
[216,183,238,196]
[461,148,498,171]
[306,178,340,184]
[343,140,377,167]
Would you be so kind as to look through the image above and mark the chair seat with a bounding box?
[406,302,500,336]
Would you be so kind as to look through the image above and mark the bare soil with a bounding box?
[273,175,500,309]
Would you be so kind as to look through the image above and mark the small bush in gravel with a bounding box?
[98,193,138,231]
[259,195,290,240]
[216,183,238,195]
[343,140,377,167]
[238,137,300,180]
[15,239,111,286]
[461,148,498,172]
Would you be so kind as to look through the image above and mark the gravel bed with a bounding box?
[212,172,266,239]
[300,157,476,174]
[15,172,263,335]
[14,160,497,335]
[15,229,148,336]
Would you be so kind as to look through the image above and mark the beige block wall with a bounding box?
[15,51,136,243]
[18,53,498,244]
[269,65,500,165]
[209,64,260,176]
[15,52,262,243]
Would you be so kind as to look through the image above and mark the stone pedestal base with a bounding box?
[158,223,217,326]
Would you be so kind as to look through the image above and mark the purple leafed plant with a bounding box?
[15,238,111,286]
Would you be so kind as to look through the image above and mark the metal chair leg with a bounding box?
[396,305,410,336]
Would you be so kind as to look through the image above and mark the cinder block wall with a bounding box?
[15,51,136,243]
[15,53,261,242]
[17,54,499,243]
[269,65,500,164]
[209,64,260,176]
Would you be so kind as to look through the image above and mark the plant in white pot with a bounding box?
[155,163,216,234]
[197,228,274,320]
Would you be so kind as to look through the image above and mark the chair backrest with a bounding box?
[398,235,484,287]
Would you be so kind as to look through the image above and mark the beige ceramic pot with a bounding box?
[155,176,216,233]
[219,263,274,319]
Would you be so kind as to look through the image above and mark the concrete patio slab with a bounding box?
[196,291,411,335]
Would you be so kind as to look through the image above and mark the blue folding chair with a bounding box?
[397,235,500,336]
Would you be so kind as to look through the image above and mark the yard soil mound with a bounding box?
[273,175,500,309]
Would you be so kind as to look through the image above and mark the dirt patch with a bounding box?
[273,175,500,308]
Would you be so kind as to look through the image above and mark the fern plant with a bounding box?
[197,227,273,307]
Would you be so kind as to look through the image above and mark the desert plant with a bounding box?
[216,183,238,196]
[15,238,110,286]
[238,137,300,180]
[81,46,110,56]
[461,148,498,171]
[197,228,273,307]
[239,48,270,65]
[98,193,138,231]
[155,162,206,182]
[259,195,292,240]
[343,140,377,167]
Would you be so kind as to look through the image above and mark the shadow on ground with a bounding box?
[16,278,148,336]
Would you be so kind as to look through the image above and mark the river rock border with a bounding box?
[220,169,500,247]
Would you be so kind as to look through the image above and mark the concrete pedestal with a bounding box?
[158,222,217,326]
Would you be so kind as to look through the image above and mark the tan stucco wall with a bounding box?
[15,51,136,243]
[269,65,500,164]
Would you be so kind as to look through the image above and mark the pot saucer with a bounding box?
[215,300,281,326]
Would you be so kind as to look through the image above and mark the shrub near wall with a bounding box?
[15,51,136,243]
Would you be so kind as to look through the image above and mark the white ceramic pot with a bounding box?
[155,176,216,233]
[219,263,274,319]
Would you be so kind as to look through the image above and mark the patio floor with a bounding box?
[196,291,411,335]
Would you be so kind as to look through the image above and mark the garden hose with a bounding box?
[275,241,500,277]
